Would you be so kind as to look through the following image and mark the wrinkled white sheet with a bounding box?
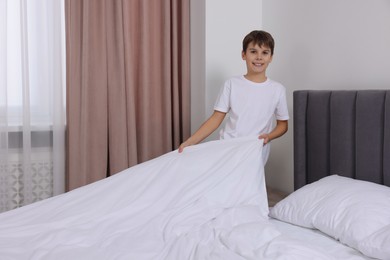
[0,137,361,259]
[269,219,373,260]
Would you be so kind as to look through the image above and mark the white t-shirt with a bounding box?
[214,76,289,163]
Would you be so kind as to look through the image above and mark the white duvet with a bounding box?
[0,137,354,259]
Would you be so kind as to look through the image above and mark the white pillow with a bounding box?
[358,224,390,260]
[269,175,390,259]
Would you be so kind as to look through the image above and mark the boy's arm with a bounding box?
[178,110,226,153]
[259,120,288,144]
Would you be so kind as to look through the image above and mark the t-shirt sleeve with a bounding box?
[275,87,290,120]
[213,81,231,113]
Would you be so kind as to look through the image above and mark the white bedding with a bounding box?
[268,219,372,260]
[0,137,374,259]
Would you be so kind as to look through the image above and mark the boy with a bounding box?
[179,30,289,164]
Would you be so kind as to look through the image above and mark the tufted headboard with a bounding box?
[293,90,390,190]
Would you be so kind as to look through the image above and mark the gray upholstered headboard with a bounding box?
[294,90,390,190]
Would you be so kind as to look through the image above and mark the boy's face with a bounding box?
[242,42,273,77]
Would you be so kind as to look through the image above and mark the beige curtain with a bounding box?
[65,0,190,190]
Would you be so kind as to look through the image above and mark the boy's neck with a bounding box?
[244,73,267,83]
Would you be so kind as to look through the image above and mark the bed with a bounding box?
[0,90,389,259]
[270,90,390,260]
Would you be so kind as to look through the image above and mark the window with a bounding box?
[1,0,66,130]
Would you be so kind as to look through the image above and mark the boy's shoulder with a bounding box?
[265,78,286,89]
[224,75,244,83]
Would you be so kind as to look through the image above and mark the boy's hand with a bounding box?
[258,133,270,144]
[178,142,190,153]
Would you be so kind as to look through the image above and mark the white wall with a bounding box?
[191,0,390,193]
[190,0,206,132]
[262,0,390,193]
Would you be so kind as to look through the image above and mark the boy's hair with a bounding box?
[242,30,275,55]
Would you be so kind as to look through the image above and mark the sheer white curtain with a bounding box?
[0,0,66,213]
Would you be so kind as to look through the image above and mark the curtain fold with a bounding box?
[66,0,190,190]
[0,0,66,213]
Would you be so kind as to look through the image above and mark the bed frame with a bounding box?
[294,90,390,190]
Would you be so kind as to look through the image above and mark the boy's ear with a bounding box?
[241,51,246,60]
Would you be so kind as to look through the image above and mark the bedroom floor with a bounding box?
[267,186,288,207]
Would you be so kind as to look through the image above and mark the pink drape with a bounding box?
[65,0,190,191]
